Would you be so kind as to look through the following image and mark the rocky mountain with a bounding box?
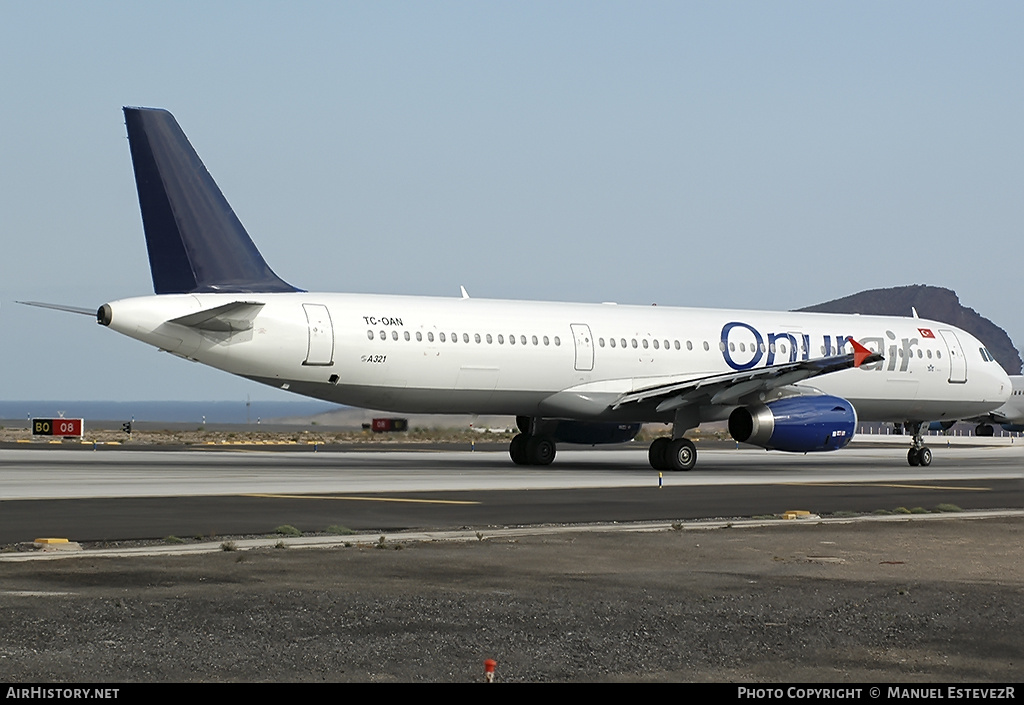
[797,285,1022,375]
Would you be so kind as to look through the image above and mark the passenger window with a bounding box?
[610,338,616,348]
[439,332,446,342]
[464,333,470,343]
[379,331,386,340]
[652,339,659,349]
[521,335,527,345]
[474,333,480,343]
[404,331,410,341]
[554,337,561,346]
[427,332,434,342]
[392,331,399,341]
[532,335,538,345]
[416,332,423,342]
[642,339,649,349]
[366,330,373,340]
[486,334,492,344]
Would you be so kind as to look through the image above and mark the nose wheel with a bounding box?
[905,422,931,466]
[907,446,932,467]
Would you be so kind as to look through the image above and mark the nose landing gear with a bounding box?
[905,422,932,467]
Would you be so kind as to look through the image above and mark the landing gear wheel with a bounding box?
[526,435,556,466]
[509,434,529,465]
[667,438,697,471]
[648,437,670,470]
[907,447,932,467]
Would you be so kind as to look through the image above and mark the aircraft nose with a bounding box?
[992,365,1012,403]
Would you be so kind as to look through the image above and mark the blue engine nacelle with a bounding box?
[551,421,643,445]
[928,420,956,431]
[728,395,856,452]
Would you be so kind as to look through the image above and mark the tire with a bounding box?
[667,438,696,471]
[648,437,670,470]
[907,448,921,466]
[509,434,529,465]
[526,435,556,466]
[917,447,932,467]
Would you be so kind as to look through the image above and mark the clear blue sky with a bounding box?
[3,2,1022,402]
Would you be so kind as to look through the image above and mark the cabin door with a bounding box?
[939,329,966,384]
[302,303,335,366]
[570,323,594,372]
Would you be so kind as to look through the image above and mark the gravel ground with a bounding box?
[0,517,1020,683]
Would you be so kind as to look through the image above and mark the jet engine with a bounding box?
[728,395,856,452]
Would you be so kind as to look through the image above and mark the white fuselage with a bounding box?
[980,375,1024,426]
[102,292,1011,425]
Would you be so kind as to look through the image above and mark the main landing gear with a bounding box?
[905,422,932,467]
[647,436,696,471]
[509,416,556,466]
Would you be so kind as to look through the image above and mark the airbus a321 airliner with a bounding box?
[41,107,1015,471]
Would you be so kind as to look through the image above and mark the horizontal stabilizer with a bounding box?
[168,301,265,332]
[17,301,95,316]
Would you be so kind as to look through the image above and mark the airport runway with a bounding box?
[1,443,1021,544]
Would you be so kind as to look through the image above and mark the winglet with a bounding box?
[851,339,881,367]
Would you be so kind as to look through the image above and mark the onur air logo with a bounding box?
[720,321,920,372]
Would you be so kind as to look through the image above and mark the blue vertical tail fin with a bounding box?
[123,107,299,294]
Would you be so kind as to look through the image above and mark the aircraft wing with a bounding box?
[612,341,882,413]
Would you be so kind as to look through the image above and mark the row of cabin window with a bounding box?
[365,329,950,361]
[368,330,562,346]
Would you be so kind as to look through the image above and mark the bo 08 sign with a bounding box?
[33,418,83,437]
